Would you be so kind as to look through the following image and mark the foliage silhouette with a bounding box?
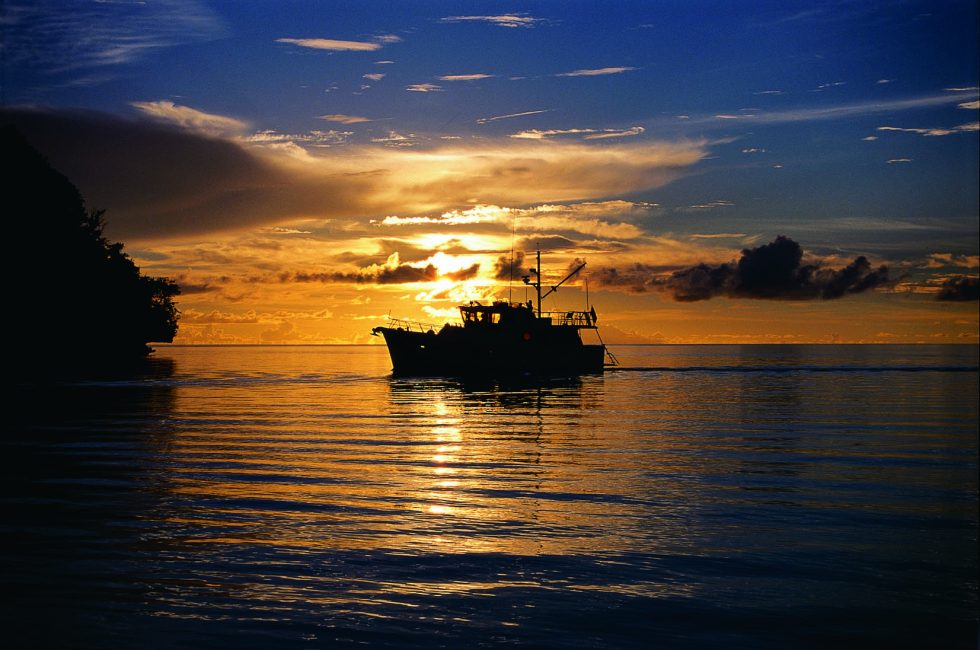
[3,125,179,367]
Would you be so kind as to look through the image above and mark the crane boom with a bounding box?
[540,261,586,302]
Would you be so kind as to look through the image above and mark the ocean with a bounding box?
[5,344,978,648]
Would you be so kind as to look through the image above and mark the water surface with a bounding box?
[5,345,977,648]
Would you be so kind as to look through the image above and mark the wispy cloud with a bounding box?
[510,126,645,140]
[556,67,637,77]
[887,158,913,164]
[812,81,846,92]
[379,202,653,241]
[690,233,747,239]
[319,114,371,124]
[406,83,442,92]
[958,100,980,109]
[363,73,386,82]
[439,73,494,81]
[3,0,224,76]
[685,200,734,211]
[439,14,545,28]
[699,92,980,126]
[476,109,554,124]
[276,37,382,52]
[877,123,979,137]
[370,131,419,147]
[584,126,645,140]
[131,100,248,136]
[245,129,353,147]
[511,128,598,140]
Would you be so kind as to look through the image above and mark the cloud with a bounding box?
[439,74,494,81]
[130,100,249,136]
[377,202,656,241]
[282,253,480,285]
[2,0,224,76]
[693,92,980,126]
[877,123,979,137]
[370,131,419,147]
[887,158,913,164]
[958,100,980,109]
[556,67,637,77]
[406,83,442,92]
[362,73,386,82]
[494,251,526,280]
[510,126,645,140]
[380,205,503,226]
[182,309,260,324]
[510,128,599,139]
[591,236,890,301]
[685,200,733,210]
[924,253,980,269]
[276,37,381,51]
[245,129,352,147]
[584,126,645,140]
[319,113,371,124]
[813,81,846,91]
[936,276,980,301]
[439,14,544,28]
[476,109,554,124]
[3,106,707,241]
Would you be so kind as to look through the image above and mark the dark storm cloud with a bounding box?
[1,107,377,241]
[283,262,480,285]
[936,276,980,301]
[592,236,891,301]
[516,235,578,251]
[493,251,526,281]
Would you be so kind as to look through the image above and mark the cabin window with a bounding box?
[463,310,500,324]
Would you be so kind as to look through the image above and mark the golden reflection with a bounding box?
[154,367,699,563]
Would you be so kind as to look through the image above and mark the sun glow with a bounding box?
[409,232,512,253]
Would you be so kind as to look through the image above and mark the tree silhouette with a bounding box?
[3,125,179,368]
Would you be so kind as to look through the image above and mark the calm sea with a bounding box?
[5,345,978,649]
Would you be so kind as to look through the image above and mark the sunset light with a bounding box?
[4,3,977,648]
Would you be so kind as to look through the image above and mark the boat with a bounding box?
[371,251,616,377]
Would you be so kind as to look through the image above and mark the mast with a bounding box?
[522,248,587,319]
[536,248,542,317]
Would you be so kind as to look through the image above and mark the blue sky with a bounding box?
[3,1,978,343]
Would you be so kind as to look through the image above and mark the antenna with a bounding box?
[536,247,542,317]
[508,212,516,303]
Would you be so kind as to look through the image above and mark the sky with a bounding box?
[2,0,978,344]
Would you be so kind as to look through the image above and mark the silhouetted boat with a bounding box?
[372,252,617,377]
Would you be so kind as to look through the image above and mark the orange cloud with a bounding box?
[3,107,708,243]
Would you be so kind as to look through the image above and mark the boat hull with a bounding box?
[374,326,605,377]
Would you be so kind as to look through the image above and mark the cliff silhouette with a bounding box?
[3,125,179,370]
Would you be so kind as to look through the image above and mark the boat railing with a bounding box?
[385,316,440,334]
[541,310,597,328]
